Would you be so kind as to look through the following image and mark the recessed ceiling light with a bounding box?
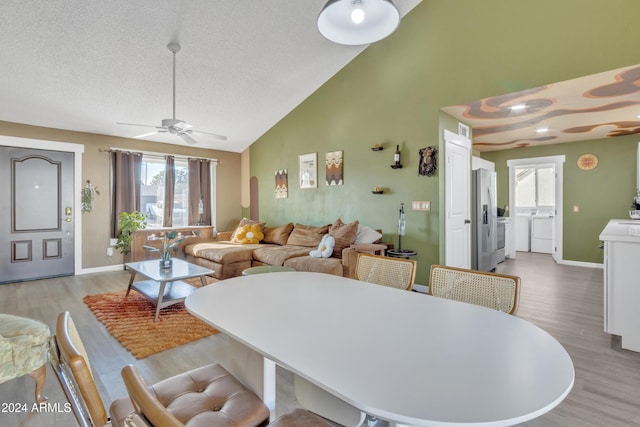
[510,104,526,111]
[536,127,549,134]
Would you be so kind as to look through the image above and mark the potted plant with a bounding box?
[115,211,147,256]
[143,230,185,269]
[80,180,99,213]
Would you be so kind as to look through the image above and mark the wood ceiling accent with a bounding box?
[442,64,640,152]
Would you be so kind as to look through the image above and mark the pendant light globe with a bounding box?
[317,0,400,45]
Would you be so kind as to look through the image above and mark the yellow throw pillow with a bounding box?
[236,224,264,244]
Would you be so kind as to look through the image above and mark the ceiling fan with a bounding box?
[117,42,227,145]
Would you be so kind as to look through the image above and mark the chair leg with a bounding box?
[28,364,47,404]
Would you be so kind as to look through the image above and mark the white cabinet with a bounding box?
[600,220,640,352]
[504,217,515,259]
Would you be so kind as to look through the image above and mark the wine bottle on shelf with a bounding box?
[391,144,402,168]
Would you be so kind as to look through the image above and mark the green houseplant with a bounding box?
[80,180,99,213]
[115,211,147,255]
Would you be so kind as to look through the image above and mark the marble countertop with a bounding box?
[599,219,640,242]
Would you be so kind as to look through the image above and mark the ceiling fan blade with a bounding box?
[178,133,199,145]
[117,122,159,129]
[133,131,161,138]
[194,130,228,141]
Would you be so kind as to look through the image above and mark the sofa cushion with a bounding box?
[263,223,294,245]
[284,256,343,276]
[235,224,264,244]
[329,218,358,258]
[252,245,311,266]
[230,218,266,243]
[185,242,260,264]
[286,223,329,247]
[355,224,383,244]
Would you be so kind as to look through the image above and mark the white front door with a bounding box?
[445,129,471,268]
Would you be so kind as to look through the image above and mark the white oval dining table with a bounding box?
[186,272,574,427]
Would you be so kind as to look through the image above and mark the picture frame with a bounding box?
[326,150,343,185]
[298,153,317,189]
[275,169,288,198]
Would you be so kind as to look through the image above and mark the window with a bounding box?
[515,166,555,209]
[111,149,215,233]
[140,156,189,228]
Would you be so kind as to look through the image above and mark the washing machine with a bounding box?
[531,214,554,254]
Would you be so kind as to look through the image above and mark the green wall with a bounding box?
[250,0,640,284]
[483,135,638,264]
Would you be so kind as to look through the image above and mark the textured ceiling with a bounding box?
[442,64,640,152]
[0,0,421,152]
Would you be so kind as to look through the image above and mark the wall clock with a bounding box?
[577,154,598,170]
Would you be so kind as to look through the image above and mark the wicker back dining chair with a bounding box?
[356,253,417,291]
[428,265,521,315]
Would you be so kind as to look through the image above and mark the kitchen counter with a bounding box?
[599,219,640,242]
[600,219,640,352]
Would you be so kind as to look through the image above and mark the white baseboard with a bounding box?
[557,259,603,269]
[78,264,125,275]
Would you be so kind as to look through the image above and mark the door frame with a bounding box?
[507,155,565,263]
[0,136,84,274]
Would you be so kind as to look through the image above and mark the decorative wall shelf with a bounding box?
[372,190,384,194]
[371,146,383,151]
[390,164,403,169]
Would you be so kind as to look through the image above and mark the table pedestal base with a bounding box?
[294,375,365,427]
[224,338,276,420]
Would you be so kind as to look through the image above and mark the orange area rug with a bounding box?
[83,277,218,359]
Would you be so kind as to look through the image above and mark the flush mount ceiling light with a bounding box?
[317,0,400,45]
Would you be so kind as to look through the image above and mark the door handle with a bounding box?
[464,219,471,224]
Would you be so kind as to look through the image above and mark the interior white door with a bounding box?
[445,129,471,268]
[0,146,75,283]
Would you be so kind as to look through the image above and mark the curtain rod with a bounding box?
[99,148,220,164]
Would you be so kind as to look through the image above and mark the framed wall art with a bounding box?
[326,150,343,186]
[298,153,317,189]
[275,169,288,198]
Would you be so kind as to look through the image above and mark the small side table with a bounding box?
[242,265,296,275]
[386,249,417,259]
[349,243,388,256]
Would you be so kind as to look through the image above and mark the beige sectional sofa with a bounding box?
[184,219,386,280]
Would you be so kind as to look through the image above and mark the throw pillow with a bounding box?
[235,224,264,244]
[231,218,266,243]
[354,224,383,244]
[286,223,329,247]
[263,223,294,245]
[329,218,359,258]
[309,234,335,258]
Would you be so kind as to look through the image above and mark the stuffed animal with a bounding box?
[236,224,264,244]
[310,234,335,258]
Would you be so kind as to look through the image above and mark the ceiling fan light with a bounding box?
[318,0,400,45]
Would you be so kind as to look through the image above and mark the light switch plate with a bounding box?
[412,201,431,211]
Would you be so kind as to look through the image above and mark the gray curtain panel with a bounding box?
[111,151,142,238]
[188,159,211,225]
[163,156,175,228]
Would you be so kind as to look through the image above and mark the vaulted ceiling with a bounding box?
[0,0,421,152]
[442,64,640,152]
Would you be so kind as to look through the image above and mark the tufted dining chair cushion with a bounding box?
[122,363,270,427]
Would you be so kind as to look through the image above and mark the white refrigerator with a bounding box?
[472,168,497,271]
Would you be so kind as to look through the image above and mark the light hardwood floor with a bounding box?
[1,253,639,426]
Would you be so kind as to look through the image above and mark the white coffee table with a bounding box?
[125,258,213,321]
